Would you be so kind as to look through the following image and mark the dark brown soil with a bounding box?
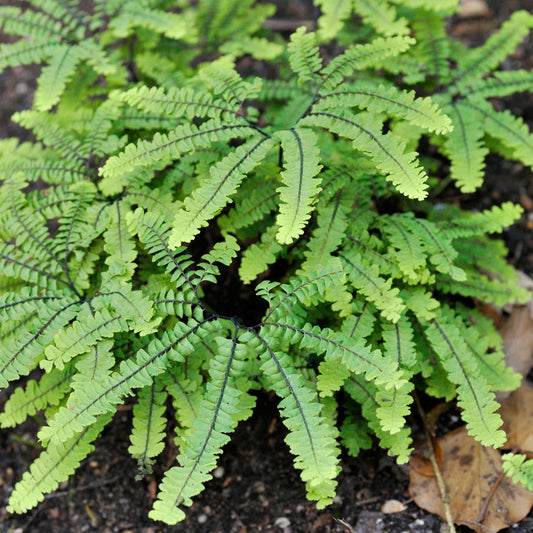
[2,2,533,532]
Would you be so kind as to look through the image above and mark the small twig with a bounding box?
[43,475,121,499]
[262,19,316,31]
[413,392,457,533]
[334,517,356,533]
[354,495,383,507]
[456,519,497,533]
[477,470,505,524]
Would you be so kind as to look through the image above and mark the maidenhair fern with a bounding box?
[1,0,533,525]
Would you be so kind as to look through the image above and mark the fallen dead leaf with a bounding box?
[380,499,407,514]
[459,0,491,18]
[409,427,533,533]
[499,381,533,454]
[409,438,444,477]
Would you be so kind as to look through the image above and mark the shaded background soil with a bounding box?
[1,1,533,532]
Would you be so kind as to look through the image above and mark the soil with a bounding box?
[2,1,533,532]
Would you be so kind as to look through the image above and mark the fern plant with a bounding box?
[1,0,532,525]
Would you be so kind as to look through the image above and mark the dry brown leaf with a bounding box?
[380,499,407,514]
[409,427,533,532]
[500,303,533,381]
[499,381,533,453]
[458,0,491,18]
[409,438,443,477]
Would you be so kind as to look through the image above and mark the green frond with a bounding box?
[239,225,284,284]
[169,136,275,248]
[314,0,352,41]
[411,12,451,82]
[99,120,255,193]
[255,335,340,506]
[7,412,113,514]
[302,191,349,271]
[0,364,74,427]
[314,82,452,134]
[397,216,466,280]
[119,85,240,121]
[352,0,409,37]
[149,334,249,524]
[303,111,428,200]
[198,55,263,104]
[441,101,489,192]
[0,298,79,388]
[34,45,90,112]
[339,248,405,322]
[390,0,458,10]
[0,7,63,39]
[287,27,323,85]
[275,128,323,244]
[424,308,506,447]
[465,70,533,100]
[109,6,189,40]
[38,319,205,445]
[129,382,168,476]
[381,214,427,282]
[319,35,414,91]
[450,10,533,90]
[465,99,533,169]
[218,172,278,232]
[503,454,533,491]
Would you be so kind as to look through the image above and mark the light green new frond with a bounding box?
[7,412,113,514]
[352,0,409,37]
[314,0,352,41]
[465,100,533,169]
[319,35,414,92]
[119,85,240,121]
[315,82,452,134]
[303,111,428,199]
[451,10,533,90]
[424,311,506,447]
[0,40,61,70]
[503,454,533,492]
[339,249,405,322]
[0,364,74,427]
[256,338,340,506]
[287,27,323,85]
[169,136,275,248]
[99,120,255,191]
[220,36,284,61]
[441,102,489,192]
[198,55,262,104]
[34,45,90,112]
[129,382,168,476]
[109,6,189,39]
[275,128,323,244]
[0,7,63,39]
[239,225,284,284]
